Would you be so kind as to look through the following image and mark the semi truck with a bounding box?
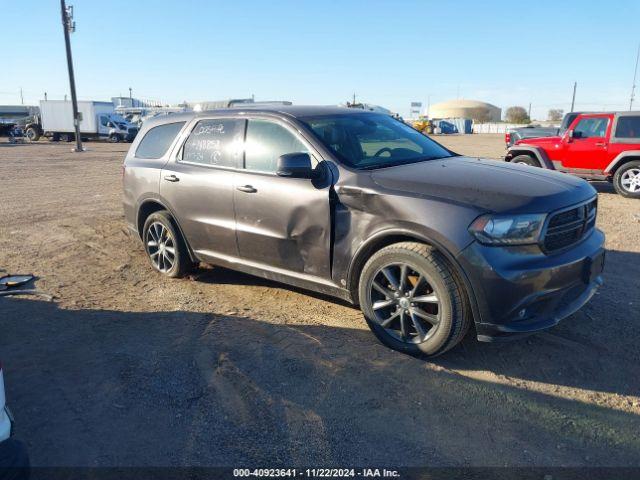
[24,100,138,143]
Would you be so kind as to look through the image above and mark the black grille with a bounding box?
[543,198,597,252]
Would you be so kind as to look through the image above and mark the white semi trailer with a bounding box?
[25,100,138,143]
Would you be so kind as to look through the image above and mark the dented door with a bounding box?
[233,172,331,277]
[234,118,332,278]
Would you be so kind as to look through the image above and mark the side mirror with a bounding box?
[276,152,315,179]
[566,129,574,143]
[107,122,115,128]
[573,130,583,139]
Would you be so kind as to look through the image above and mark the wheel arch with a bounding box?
[505,146,553,169]
[605,151,640,175]
[137,199,197,263]
[346,229,480,327]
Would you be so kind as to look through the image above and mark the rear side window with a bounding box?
[615,116,640,139]
[181,119,245,168]
[135,122,185,159]
[245,120,308,173]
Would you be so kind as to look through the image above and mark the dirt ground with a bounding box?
[1,135,639,468]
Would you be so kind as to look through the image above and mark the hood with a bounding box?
[370,156,595,214]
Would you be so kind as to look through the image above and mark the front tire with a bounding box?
[613,161,640,198]
[510,154,541,167]
[358,242,471,357]
[25,127,40,142]
[142,211,193,278]
[109,133,121,143]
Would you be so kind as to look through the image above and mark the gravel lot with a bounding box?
[1,135,639,468]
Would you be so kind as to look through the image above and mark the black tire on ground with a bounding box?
[510,154,541,167]
[142,211,193,278]
[51,133,60,142]
[358,241,471,357]
[109,134,121,143]
[25,127,40,142]
[60,133,74,142]
[613,160,640,198]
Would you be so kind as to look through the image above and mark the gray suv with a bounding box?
[123,106,605,357]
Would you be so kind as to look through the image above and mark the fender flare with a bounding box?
[136,197,198,263]
[505,145,554,169]
[604,150,640,174]
[346,228,483,325]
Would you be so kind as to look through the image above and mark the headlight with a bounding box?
[469,213,546,245]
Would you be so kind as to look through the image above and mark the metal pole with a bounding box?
[60,0,83,152]
[129,87,132,106]
[20,88,24,105]
[528,102,531,120]
[570,82,577,112]
[630,42,639,110]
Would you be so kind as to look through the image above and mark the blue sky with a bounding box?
[3,0,639,119]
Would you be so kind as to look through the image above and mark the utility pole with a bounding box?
[129,87,133,106]
[630,42,639,110]
[528,102,532,120]
[44,92,48,101]
[352,92,356,105]
[570,82,577,112]
[20,88,24,105]
[60,0,83,152]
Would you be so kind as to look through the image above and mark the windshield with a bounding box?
[300,113,455,169]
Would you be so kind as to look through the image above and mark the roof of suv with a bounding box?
[141,105,375,129]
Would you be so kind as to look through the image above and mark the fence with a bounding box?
[473,123,524,134]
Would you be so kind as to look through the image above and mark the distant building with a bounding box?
[111,97,162,109]
[428,99,501,122]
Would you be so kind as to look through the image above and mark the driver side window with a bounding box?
[100,116,109,127]
[574,117,608,138]
[244,120,309,173]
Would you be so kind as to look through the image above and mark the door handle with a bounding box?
[595,142,607,147]
[236,185,257,193]
[164,174,180,182]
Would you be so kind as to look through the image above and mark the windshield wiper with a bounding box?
[359,155,453,170]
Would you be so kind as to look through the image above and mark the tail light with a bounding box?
[505,132,511,145]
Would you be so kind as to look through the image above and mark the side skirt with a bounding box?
[194,249,354,304]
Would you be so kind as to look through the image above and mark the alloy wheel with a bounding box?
[146,221,176,273]
[621,168,640,193]
[367,262,441,344]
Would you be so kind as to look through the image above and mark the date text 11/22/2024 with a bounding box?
[232,468,401,478]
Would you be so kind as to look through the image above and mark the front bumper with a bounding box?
[0,438,30,478]
[458,228,605,341]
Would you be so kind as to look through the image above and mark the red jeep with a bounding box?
[505,112,640,198]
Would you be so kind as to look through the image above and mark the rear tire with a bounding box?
[109,133,121,143]
[142,211,193,278]
[613,161,640,198]
[510,154,541,167]
[358,242,471,357]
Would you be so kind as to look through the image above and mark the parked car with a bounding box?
[123,106,605,357]
[505,111,640,198]
[0,363,29,480]
[504,113,581,147]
